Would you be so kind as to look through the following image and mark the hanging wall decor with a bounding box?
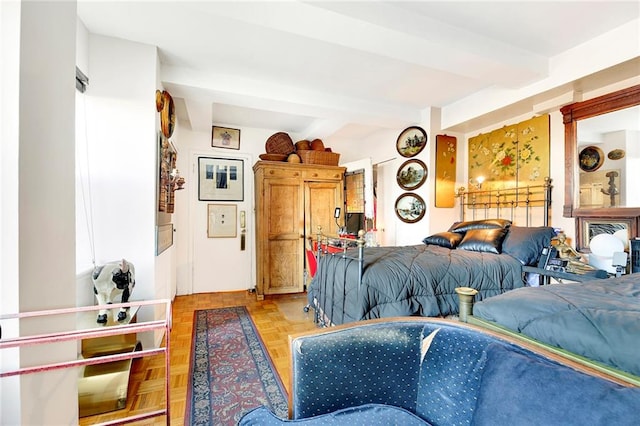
[435,134,457,207]
[207,204,237,238]
[579,146,604,172]
[212,126,241,150]
[198,157,244,201]
[467,114,549,205]
[158,135,178,213]
[394,193,426,223]
[396,126,427,158]
[396,159,428,190]
[156,90,176,139]
[156,223,174,255]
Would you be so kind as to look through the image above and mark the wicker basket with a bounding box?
[297,150,340,166]
[265,132,295,155]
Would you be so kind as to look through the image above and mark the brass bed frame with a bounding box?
[308,178,554,326]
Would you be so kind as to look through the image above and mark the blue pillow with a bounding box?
[457,228,509,254]
[423,232,463,249]
[472,344,640,426]
[501,226,556,265]
[448,219,511,234]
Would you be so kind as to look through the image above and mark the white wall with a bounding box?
[1,1,78,424]
[1,1,23,424]
[626,130,640,206]
[76,34,166,349]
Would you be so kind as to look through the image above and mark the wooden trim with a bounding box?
[561,84,640,248]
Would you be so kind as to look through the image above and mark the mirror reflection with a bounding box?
[577,105,640,208]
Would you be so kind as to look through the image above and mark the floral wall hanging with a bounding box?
[435,134,457,207]
[467,114,549,205]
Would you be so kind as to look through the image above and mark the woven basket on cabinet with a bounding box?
[297,150,340,166]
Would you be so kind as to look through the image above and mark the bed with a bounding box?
[308,179,558,326]
[467,274,640,385]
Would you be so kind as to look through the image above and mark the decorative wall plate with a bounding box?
[607,149,625,160]
[160,91,175,139]
[394,193,426,223]
[396,126,427,158]
[396,159,428,190]
[578,146,604,172]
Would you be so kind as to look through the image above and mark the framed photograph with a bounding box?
[155,223,174,255]
[394,193,426,223]
[212,126,241,150]
[397,159,428,190]
[396,126,427,158]
[207,204,237,238]
[198,157,244,201]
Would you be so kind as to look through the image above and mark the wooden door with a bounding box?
[305,181,344,239]
[263,178,304,294]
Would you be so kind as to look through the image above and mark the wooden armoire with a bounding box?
[253,161,345,299]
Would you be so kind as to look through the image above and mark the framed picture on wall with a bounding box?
[396,126,427,158]
[212,126,241,150]
[207,204,237,238]
[198,157,244,201]
[396,159,428,190]
[394,193,426,223]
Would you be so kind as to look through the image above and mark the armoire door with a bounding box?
[262,178,304,294]
[305,181,344,239]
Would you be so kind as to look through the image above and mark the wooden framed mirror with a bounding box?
[561,84,640,250]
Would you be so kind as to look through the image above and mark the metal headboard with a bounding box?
[455,177,552,227]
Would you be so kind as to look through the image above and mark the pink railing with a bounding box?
[0,299,172,425]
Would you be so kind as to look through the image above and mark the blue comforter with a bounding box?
[473,274,640,377]
[309,244,525,326]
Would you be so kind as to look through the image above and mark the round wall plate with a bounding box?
[397,159,428,190]
[578,146,604,172]
[396,126,427,158]
[160,91,175,139]
[394,193,426,223]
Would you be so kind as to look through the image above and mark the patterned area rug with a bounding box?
[185,306,288,425]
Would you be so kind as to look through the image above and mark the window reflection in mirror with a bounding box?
[344,170,366,235]
[342,158,376,238]
[577,105,640,208]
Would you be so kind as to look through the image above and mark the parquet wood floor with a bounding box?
[79,291,317,425]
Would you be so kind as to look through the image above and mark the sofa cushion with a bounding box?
[472,343,640,426]
[239,403,432,425]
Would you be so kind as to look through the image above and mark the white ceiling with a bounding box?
[77,1,640,141]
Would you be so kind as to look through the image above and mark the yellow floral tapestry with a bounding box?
[468,114,549,204]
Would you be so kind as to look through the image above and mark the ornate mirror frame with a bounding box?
[561,84,640,251]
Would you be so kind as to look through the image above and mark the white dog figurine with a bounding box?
[92,259,135,323]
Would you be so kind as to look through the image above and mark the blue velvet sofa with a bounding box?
[240,318,640,425]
